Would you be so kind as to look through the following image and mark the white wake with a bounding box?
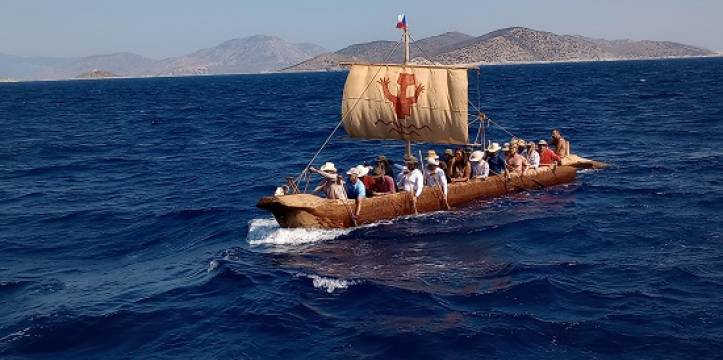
[246,218,351,246]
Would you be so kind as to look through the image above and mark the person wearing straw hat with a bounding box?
[469,150,489,180]
[309,162,346,199]
[398,156,423,214]
[486,142,505,175]
[424,157,450,210]
[427,149,448,175]
[538,140,562,166]
[345,166,366,219]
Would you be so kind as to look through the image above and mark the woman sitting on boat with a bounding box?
[448,149,471,182]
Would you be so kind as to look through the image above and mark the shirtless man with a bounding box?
[551,129,570,158]
[506,146,528,174]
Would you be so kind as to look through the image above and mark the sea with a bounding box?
[1,57,722,359]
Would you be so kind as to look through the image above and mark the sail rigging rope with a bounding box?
[294,40,403,185]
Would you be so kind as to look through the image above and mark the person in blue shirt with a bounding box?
[345,166,367,221]
[485,142,506,175]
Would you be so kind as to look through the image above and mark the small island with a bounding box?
[75,69,120,79]
[0,77,17,83]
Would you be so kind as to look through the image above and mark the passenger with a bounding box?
[370,168,396,195]
[355,164,374,194]
[374,155,395,180]
[309,162,346,199]
[526,142,540,169]
[442,149,454,175]
[538,140,562,166]
[424,157,450,209]
[485,142,505,175]
[345,167,366,219]
[448,149,471,182]
[469,150,489,180]
[506,145,529,174]
[427,149,448,175]
[398,156,424,214]
[551,129,570,158]
[517,140,528,156]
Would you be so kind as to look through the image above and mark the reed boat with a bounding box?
[256,15,606,229]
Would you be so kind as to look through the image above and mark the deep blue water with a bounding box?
[1,58,722,359]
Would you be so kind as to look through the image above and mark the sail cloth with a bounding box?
[341,64,469,145]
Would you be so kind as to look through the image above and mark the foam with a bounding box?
[246,218,351,246]
[300,273,357,293]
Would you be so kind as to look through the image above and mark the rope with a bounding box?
[294,40,402,184]
[408,33,438,65]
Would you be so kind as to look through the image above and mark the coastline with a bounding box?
[2,54,721,83]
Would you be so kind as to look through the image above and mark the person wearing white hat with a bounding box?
[424,157,450,209]
[538,139,562,166]
[485,142,505,175]
[309,162,346,199]
[345,166,367,219]
[469,150,489,180]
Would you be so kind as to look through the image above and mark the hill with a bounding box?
[286,27,716,71]
[284,32,473,71]
[0,36,327,80]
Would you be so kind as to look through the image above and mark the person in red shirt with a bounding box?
[538,140,561,166]
[370,168,396,195]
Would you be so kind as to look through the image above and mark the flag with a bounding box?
[396,14,407,29]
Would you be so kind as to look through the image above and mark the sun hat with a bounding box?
[517,140,526,147]
[320,162,337,172]
[357,165,370,177]
[486,142,501,153]
[376,155,387,162]
[444,149,454,156]
[538,140,548,146]
[469,150,484,162]
[427,150,439,159]
[346,165,368,177]
[426,157,439,166]
[405,156,419,164]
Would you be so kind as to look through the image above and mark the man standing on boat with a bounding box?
[398,157,424,214]
[345,167,366,220]
[551,129,570,158]
[424,157,450,210]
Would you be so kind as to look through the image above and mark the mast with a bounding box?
[402,21,412,159]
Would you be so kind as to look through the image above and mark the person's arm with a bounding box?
[463,162,471,179]
[414,172,424,198]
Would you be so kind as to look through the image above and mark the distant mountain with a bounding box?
[284,32,473,71]
[0,35,327,80]
[157,35,327,75]
[285,27,716,71]
[433,27,714,64]
[1,29,715,80]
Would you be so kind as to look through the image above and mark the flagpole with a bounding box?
[402,17,412,159]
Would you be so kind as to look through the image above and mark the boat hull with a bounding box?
[257,165,578,229]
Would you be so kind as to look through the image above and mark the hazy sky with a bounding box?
[1,0,722,58]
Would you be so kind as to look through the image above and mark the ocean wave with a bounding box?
[246,218,351,247]
[297,273,358,294]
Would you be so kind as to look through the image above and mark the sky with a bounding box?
[1,0,722,59]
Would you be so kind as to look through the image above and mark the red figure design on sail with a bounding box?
[376,73,431,137]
